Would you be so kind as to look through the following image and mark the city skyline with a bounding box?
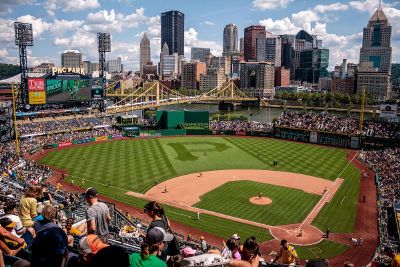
[0,0,399,71]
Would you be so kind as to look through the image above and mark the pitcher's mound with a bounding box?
[249,197,272,205]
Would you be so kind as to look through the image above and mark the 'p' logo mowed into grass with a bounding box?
[167,141,230,161]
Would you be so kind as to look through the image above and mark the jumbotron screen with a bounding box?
[46,79,91,103]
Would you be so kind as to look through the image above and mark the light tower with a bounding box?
[14,22,33,106]
[97,33,111,79]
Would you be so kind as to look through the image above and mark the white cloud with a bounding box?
[203,21,215,26]
[0,0,34,14]
[0,19,15,44]
[291,10,320,29]
[84,8,147,33]
[313,3,349,13]
[51,19,85,37]
[349,0,391,11]
[44,0,100,16]
[147,16,160,37]
[252,0,293,10]
[184,28,222,57]
[259,17,300,34]
[0,49,9,58]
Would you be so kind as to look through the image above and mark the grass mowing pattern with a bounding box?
[40,136,359,241]
[295,239,349,260]
[224,137,347,180]
[194,181,320,225]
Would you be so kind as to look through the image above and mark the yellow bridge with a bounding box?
[105,81,257,114]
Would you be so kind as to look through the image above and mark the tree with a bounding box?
[0,64,20,80]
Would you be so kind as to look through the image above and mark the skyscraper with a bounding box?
[140,32,151,75]
[223,23,238,56]
[280,35,296,80]
[298,48,329,83]
[244,25,265,61]
[256,34,281,67]
[240,62,275,98]
[357,5,392,101]
[191,47,210,62]
[61,50,82,68]
[107,57,122,73]
[161,10,184,55]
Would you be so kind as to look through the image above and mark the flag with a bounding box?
[124,70,132,80]
[113,81,121,91]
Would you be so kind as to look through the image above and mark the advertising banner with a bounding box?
[28,78,46,104]
[95,136,108,142]
[59,142,72,147]
[111,134,123,139]
[91,78,104,99]
[73,138,95,145]
[379,104,398,119]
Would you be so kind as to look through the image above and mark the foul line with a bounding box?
[297,150,361,230]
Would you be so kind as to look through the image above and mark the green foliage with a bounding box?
[0,64,20,80]
[275,91,378,105]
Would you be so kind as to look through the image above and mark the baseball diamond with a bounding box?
[39,136,363,260]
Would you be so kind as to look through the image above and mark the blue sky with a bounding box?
[0,0,399,71]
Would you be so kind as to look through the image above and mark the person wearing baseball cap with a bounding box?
[273,239,299,265]
[84,187,111,241]
[129,227,173,266]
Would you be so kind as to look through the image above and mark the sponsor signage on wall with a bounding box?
[28,78,46,104]
[379,104,398,119]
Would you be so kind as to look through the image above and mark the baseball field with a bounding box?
[40,136,361,259]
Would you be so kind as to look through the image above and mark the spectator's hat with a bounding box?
[79,234,109,255]
[181,246,196,257]
[280,239,288,245]
[85,187,98,198]
[231,234,240,240]
[0,217,16,229]
[146,227,173,245]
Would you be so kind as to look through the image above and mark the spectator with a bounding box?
[33,204,59,233]
[85,187,111,241]
[273,239,299,265]
[237,236,260,267]
[129,227,173,266]
[1,201,34,245]
[30,226,68,267]
[19,186,38,227]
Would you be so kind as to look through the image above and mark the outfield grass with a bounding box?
[40,136,359,241]
[194,181,320,225]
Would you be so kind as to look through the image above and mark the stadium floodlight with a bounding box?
[14,22,33,46]
[98,33,111,52]
[14,22,33,106]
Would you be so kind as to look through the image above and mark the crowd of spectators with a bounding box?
[277,112,359,135]
[210,121,274,133]
[18,116,114,136]
[277,112,400,138]
[359,148,400,201]
[19,128,121,155]
[359,148,400,264]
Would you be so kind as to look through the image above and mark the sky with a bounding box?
[0,0,399,72]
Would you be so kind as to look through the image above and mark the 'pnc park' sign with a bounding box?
[52,67,85,76]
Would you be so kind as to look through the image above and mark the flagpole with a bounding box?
[11,82,20,154]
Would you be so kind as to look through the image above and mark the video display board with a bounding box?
[46,79,91,103]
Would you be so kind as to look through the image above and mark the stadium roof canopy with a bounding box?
[0,73,45,84]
